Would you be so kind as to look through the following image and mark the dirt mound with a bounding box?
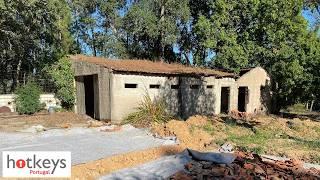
[152,116,213,150]
[186,115,208,127]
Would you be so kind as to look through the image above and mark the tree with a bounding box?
[69,0,127,58]
[122,0,190,62]
[194,0,320,110]
[47,57,75,110]
[0,0,72,92]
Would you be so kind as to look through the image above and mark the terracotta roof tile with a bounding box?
[69,55,235,77]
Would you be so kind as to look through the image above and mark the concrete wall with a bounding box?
[110,73,180,123]
[73,61,111,120]
[0,94,59,112]
[72,61,271,122]
[237,67,271,113]
[109,73,239,122]
[179,76,217,118]
[214,78,238,114]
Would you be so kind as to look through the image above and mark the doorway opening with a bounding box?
[238,86,249,112]
[84,75,95,118]
[220,87,230,114]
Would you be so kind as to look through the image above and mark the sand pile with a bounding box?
[186,115,208,126]
[152,116,213,150]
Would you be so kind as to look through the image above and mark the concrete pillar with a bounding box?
[97,68,111,120]
[93,74,100,119]
[75,76,85,114]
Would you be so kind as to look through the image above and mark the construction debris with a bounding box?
[169,151,320,180]
[186,149,236,164]
[20,125,47,133]
[99,125,122,132]
[87,119,107,127]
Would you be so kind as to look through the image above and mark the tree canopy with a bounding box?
[0,0,320,110]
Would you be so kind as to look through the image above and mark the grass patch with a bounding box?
[293,138,320,149]
[310,154,320,164]
[284,103,308,113]
[227,130,272,146]
[202,122,214,134]
[314,127,320,133]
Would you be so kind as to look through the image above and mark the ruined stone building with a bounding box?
[71,55,271,123]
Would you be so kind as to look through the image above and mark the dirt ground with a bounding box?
[152,115,320,164]
[0,112,91,132]
[71,114,320,179]
[1,112,319,178]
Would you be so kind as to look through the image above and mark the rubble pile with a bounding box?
[170,151,320,180]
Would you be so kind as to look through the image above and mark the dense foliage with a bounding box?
[0,0,73,92]
[15,82,42,114]
[1,0,320,111]
[47,57,75,110]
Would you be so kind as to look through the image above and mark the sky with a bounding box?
[303,9,318,29]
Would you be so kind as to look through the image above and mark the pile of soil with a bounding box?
[170,152,320,179]
[152,116,213,150]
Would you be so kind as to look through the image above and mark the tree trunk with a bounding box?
[15,59,22,86]
[158,2,165,62]
[91,28,97,56]
[310,100,314,112]
[183,52,191,65]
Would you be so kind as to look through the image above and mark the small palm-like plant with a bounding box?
[124,93,172,127]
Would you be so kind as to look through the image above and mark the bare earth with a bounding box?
[1,112,319,179]
[0,112,89,132]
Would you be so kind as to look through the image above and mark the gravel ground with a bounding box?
[0,125,175,177]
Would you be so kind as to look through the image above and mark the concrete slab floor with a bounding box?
[0,125,175,177]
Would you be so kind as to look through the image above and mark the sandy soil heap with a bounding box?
[152,115,213,150]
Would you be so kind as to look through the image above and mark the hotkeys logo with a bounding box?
[2,151,71,178]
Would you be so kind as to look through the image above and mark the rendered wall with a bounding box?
[110,73,180,123]
[179,76,217,119]
[236,67,271,113]
[214,78,238,114]
[110,73,239,122]
[72,61,270,122]
[0,94,59,112]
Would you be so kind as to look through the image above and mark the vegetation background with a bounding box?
[0,0,319,111]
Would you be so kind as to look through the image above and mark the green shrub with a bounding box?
[123,93,172,127]
[285,103,307,113]
[15,82,42,114]
[47,57,75,110]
